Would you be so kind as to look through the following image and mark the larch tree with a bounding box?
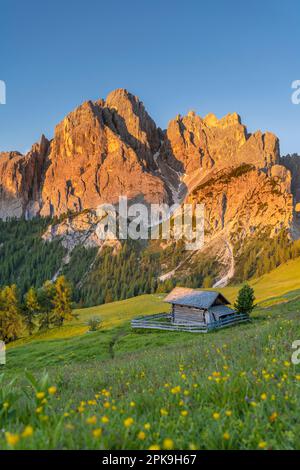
[0,285,24,343]
[24,287,40,335]
[37,280,56,331]
[51,276,74,327]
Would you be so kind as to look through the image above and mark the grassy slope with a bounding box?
[8,255,300,354]
[2,258,300,449]
[221,256,300,305]
[1,297,300,449]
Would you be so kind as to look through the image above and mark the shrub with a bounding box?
[87,316,102,332]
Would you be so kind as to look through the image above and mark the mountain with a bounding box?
[0,88,299,303]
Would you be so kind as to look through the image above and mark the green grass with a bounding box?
[1,295,300,450]
[8,294,168,349]
[2,259,300,450]
[8,256,300,351]
[221,256,300,304]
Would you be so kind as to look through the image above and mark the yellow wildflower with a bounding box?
[48,386,57,395]
[92,428,102,438]
[138,431,146,440]
[36,392,45,400]
[124,417,134,428]
[149,444,160,450]
[212,412,220,420]
[260,393,267,401]
[163,438,174,450]
[160,408,168,416]
[223,432,230,440]
[144,423,151,430]
[39,415,49,422]
[181,410,188,417]
[21,426,34,438]
[258,441,267,449]
[269,412,278,423]
[101,416,109,424]
[86,416,97,425]
[88,400,96,406]
[5,432,19,447]
[225,410,232,417]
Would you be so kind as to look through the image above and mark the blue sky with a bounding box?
[0,0,299,154]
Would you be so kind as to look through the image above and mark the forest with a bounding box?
[1,218,300,309]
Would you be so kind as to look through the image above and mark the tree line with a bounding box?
[0,276,73,343]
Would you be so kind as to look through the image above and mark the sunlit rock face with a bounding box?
[0,87,294,242]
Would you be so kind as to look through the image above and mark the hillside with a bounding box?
[1,88,300,301]
[1,287,300,449]
[6,254,300,355]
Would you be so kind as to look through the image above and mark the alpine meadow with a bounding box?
[1,0,300,460]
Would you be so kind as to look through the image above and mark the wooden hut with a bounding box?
[164,287,235,327]
[131,287,249,333]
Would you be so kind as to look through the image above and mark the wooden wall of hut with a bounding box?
[172,305,206,324]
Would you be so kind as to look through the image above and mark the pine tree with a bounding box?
[234,284,255,315]
[0,285,24,342]
[24,287,40,335]
[51,276,74,327]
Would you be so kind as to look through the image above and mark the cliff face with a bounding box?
[0,88,295,247]
[0,135,49,219]
[158,111,280,197]
[40,90,169,217]
[0,89,170,219]
[187,164,292,244]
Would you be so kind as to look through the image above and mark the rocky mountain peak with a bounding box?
[0,88,295,233]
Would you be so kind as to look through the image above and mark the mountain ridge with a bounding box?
[1,88,300,294]
[0,87,292,220]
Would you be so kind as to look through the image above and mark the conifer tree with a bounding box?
[24,287,40,335]
[0,285,24,342]
[51,276,73,326]
[234,284,255,315]
[37,280,56,331]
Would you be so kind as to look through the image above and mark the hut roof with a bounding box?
[164,287,230,309]
[208,305,235,319]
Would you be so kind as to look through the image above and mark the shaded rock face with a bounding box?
[0,135,49,219]
[281,154,300,204]
[0,88,294,243]
[187,164,293,245]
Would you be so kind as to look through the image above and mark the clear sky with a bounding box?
[0,0,299,155]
